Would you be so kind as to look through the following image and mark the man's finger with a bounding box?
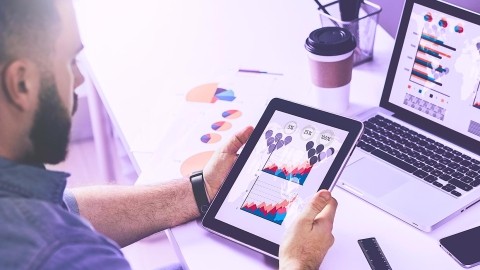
[220,126,254,154]
[314,196,338,223]
[299,190,332,222]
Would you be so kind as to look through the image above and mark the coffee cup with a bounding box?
[305,27,356,114]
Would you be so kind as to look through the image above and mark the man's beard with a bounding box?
[28,75,76,165]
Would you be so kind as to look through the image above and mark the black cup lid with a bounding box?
[305,27,356,56]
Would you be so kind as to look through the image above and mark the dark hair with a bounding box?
[0,0,60,66]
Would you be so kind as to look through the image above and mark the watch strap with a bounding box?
[189,170,210,216]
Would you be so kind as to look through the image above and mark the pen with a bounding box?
[313,0,331,15]
[314,0,341,27]
[238,69,283,76]
[339,0,363,21]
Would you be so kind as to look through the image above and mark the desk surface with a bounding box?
[74,0,480,269]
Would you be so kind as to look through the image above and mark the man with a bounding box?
[0,0,338,269]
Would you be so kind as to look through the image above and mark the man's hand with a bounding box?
[203,126,254,201]
[279,190,338,270]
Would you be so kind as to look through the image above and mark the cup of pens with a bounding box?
[317,0,382,66]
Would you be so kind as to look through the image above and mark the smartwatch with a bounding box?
[189,170,210,216]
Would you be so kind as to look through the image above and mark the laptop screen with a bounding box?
[383,0,480,146]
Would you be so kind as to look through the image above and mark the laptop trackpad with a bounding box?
[343,157,409,197]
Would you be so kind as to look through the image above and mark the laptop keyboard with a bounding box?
[357,115,480,197]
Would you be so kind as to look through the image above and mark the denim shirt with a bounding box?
[0,158,131,270]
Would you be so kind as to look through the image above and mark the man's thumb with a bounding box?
[299,190,331,222]
[220,126,253,154]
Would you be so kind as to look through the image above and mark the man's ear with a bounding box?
[1,60,40,111]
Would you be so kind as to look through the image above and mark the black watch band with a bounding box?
[189,170,210,216]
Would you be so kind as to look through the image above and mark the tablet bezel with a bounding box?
[202,98,364,258]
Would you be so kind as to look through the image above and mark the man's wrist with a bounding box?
[189,170,210,216]
[280,260,317,270]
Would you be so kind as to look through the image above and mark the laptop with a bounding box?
[339,0,480,232]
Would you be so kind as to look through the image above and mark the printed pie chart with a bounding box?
[200,133,222,144]
[211,121,232,131]
[180,151,215,177]
[186,83,236,103]
[222,110,242,119]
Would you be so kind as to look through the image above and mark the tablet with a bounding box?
[202,98,364,258]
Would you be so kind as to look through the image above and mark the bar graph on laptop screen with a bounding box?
[388,3,480,141]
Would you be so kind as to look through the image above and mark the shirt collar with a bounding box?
[0,157,70,205]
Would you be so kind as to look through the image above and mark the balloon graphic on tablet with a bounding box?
[318,152,326,161]
[306,141,335,164]
[265,130,293,154]
[265,130,273,139]
[306,141,314,151]
[284,136,292,145]
[266,130,275,150]
[267,137,275,146]
[316,144,324,154]
[275,133,283,142]
[309,156,318,166]
[276,140,284,149]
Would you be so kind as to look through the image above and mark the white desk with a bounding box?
[74,1,480,269]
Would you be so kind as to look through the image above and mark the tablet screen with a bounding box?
[215,110,349,244]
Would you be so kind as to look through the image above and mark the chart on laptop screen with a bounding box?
[389,3,480,141]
